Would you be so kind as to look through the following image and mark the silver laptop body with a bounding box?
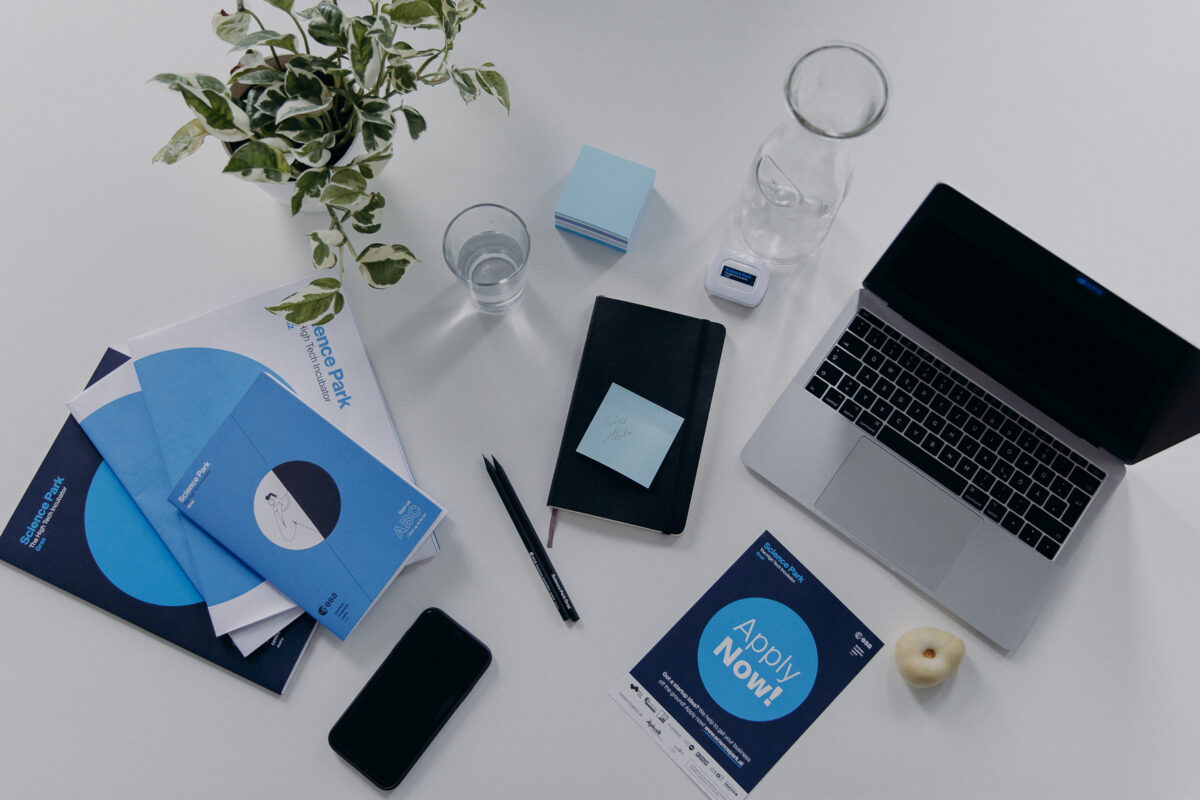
[743,288,1122,649]
[742,184,1200,649]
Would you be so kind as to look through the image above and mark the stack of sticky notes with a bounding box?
[555,145,656,252]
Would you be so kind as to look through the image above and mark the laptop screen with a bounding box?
[864,184,1200,464]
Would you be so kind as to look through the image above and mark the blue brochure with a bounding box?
[169,373,445,640]
[0,350,315,695]
[128,274,439,576]
[69,360,299,649]
[612,531,882,800]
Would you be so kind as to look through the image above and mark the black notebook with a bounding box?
[547,297,725,535]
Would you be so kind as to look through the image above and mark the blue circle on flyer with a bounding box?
[696,597,818,722]
[84,463,201,607]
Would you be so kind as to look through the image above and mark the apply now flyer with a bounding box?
[612,532,882,800]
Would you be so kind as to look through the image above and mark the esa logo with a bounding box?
[318,592,338,616]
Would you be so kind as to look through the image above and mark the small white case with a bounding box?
[705,249,770,307]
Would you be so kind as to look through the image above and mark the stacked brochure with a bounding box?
[169,373,444,640]
[1,275,442,691]
[0,350,315,694]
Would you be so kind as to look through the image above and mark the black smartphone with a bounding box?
[328,607,492,790]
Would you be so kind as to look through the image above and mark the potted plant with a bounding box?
[152,0,509,324]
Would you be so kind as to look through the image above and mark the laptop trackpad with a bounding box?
[815,438,980,591]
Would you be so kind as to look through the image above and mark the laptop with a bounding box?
[741,183,1200,649]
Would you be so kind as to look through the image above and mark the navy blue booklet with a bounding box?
[0,350,315,694]
[612,531,882,799]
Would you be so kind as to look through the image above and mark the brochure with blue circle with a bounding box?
[169,372,445,641]
[611,531,882,800]
[0,349,314,695]
[576,383,684,489]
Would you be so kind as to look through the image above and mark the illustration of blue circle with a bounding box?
[697,597,818,722]
[84,463,201,607]
[133,346,290,604]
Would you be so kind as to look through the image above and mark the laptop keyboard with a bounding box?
[805,308,1106,560]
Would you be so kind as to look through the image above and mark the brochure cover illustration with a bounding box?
[170,373,445,640]
[127,272,439,567]
[68,359,301,654]
[612,531,882,800]
[0,350,315,694]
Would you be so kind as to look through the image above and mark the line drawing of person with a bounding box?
[263,491,318,542]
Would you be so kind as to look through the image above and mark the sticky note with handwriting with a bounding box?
[576,383,684,488]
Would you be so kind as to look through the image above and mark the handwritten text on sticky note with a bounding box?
[576,383,684,488]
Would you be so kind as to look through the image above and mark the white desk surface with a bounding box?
[4,2,1199,798]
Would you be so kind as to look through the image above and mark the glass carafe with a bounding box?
[735,43,888,264]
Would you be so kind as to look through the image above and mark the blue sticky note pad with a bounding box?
[555,145,656,251]
[576,383,684,488]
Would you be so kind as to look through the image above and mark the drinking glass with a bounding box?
[442,204,531,314]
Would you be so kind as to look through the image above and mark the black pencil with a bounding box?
[484,456,579,621]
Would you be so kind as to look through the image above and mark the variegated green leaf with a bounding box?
[229,31,299,53]
[244,84,287,131]
[477,68,510,112]
[392,41,420,58]
[152,119,207,164]
[274,67,333,123]
[150,72,187,90]
[284,67,329,104]
[435,0,461,40]
[348,20,383,88]
[183,89,252,141]
[385,1,437,26]
[456,0,484,22]
[151,72,223,96]
[350,193,386,234]
[223,141,291,182]
[234,50,270,71]
[265,0,295,12]
[231,67,285,86]
[276,95,332,123]
[450,67,479,103]
[265,279,344,325]
[276,114,329,145]
[212,10,253,45]
[256,136,294,156]
[319,167,370,210]
[291,168,330,215]
[294,138,332,168]
[388,56,418,93]
[351,145,393,179]
[300,2,347,48]
[357,243,416,288]
[358,99,396,152]
[195,73,227,93]
[400,106,426,140]
[308,228,344,269]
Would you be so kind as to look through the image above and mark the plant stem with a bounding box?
[326,206,360,262]
[416,50,443,78]
[245,8,282,70]
[286,11,311,54]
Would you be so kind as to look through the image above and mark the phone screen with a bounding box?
[328,607,492,790]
